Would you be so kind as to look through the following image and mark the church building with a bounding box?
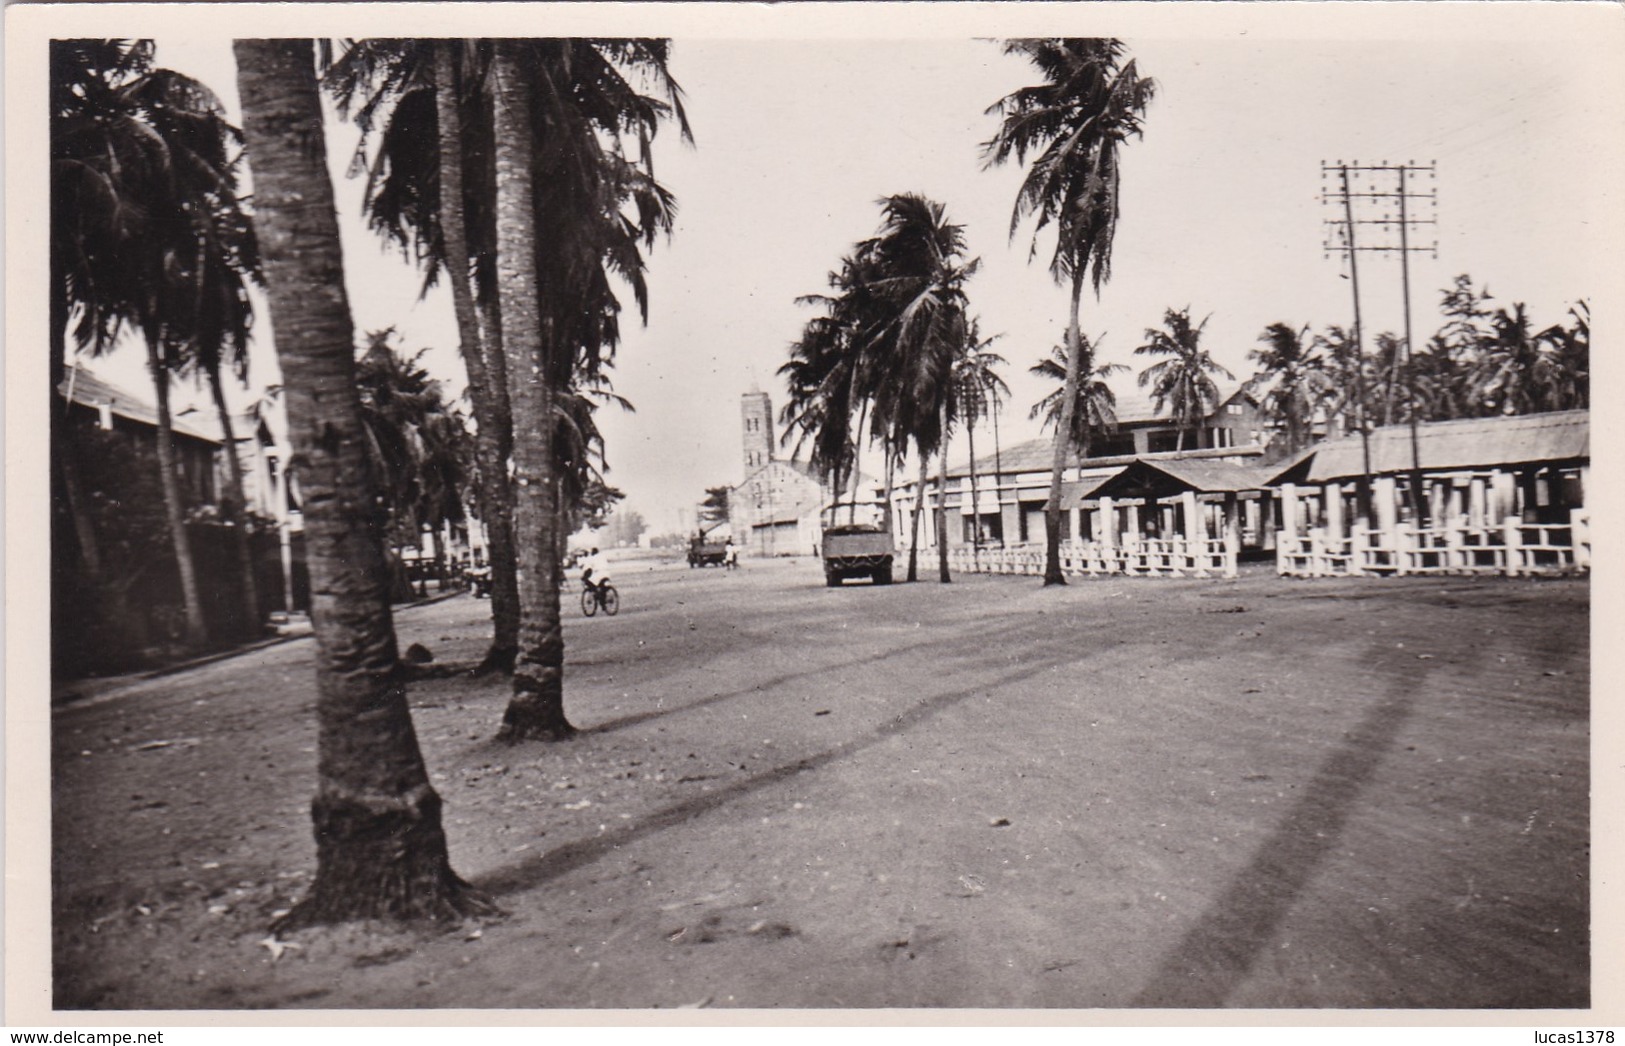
[729,386,848,557]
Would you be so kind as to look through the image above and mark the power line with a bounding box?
[1320,160,1438,527]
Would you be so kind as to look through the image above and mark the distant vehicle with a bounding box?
[687,528,728,568]
[820,501,893,586]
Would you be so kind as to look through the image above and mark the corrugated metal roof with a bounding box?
[942,385,1254,479]
[1059,458,1275,507]
[1281,410,1589,482]
[59,365,223,444]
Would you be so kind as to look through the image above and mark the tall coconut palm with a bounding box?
[233,37,489,926]
[327,38,686,687]
[952,322,1008,567]
[488,39,571,740]
[1471,303,1563,417]
[1245,322,1332,455]
[858,194,978,584]
[1135,307,1233,450]
[326,38,521,670]
[1029,333,1127,458]
[1538,300,1589,411]
[983,37,1155,585]
[180,190,263,637]
[52,39,256,650]
[355,330,470,597]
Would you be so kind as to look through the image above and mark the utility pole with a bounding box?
[1321,160,1437,527]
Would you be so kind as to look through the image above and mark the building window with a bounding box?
[1227,403,1244,416]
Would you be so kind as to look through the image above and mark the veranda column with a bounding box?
[1180,489,1202,574]
[1222,493,1242,578]
[1279,483,1301,575]
[1374,476,1401,573]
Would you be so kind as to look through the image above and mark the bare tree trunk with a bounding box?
[991,405,1004,546]
[491,41,574,742]
[966,407,981,571]
[209,364,262,636]
[937,400,951,584]
[436,40,518,674]
[907,450,927,582]
[145,335,208,648]
[235,37,490,927]
[1043,270,1086,586]
[848,399,868,525]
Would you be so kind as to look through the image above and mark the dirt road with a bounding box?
[49,558,1589,1010]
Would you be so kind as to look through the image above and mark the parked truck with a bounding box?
[820,502,893,586]
[686,527,729,568]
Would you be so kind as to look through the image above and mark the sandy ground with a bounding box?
[49,557,1589,1011]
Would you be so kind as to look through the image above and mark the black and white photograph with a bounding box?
[7,0,1621,1027]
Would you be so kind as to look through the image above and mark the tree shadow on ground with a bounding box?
[579,616,1047,737]
[1130,651,1423,1007]
[471,648,1075,899]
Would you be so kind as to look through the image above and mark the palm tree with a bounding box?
[1312,325,1365,436]
[354,330,470,598]
[233,37,490,926]
[1538,300,1589,411]
[1028,333,1127,458]
[326,38,687,682]
[858,194,978,584]
[983,38,1155,585]
[489,40,572,741]
[952,321,1008,568]
[1471,303,1562,417]
[52,40,259,651]
[778,249,880,506]
[1246,322,1332,455]
[180,193,263,637]
[326,39,522,670]
[1135,307,1233,450]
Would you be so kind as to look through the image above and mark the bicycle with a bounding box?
[580,578,620,617]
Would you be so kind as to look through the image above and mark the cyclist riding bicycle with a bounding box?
[580,547,611,595]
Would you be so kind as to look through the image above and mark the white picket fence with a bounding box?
[1276,509,1589,578]
[948,537,1238,579]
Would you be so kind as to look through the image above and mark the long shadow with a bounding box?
[582,615,1050,737]
[1131,653,1422,1007]
[472,650,1075,898]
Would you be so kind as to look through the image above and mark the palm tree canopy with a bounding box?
[857,193,979,467]
[1135,307,1234,438]
[1028,334,1127,451]
[52,39,254,384]
[1245,322,1333,450]
[355,328,470,537]
[951,320,1010,430]
[982,38,1155,294]
[779,194,979,490]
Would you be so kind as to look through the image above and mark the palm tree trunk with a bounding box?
[907,449,927,582]
[491,41,574,742]
[936,400,951,584]
[991,404,1003,547]
[966,409,981,571]
[883,451,895,554]
[435,40,518,674]
[145,334,208,649]
[53,273,104,578]
[234,37,489,927]
[208,363,262,637]
[1043,270,1086,586]
[848,399,868,524]
[56,412,103,578]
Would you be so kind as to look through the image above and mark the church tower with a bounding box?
[741,385,774,476]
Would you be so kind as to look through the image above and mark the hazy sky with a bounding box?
[59,5,1619,535]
